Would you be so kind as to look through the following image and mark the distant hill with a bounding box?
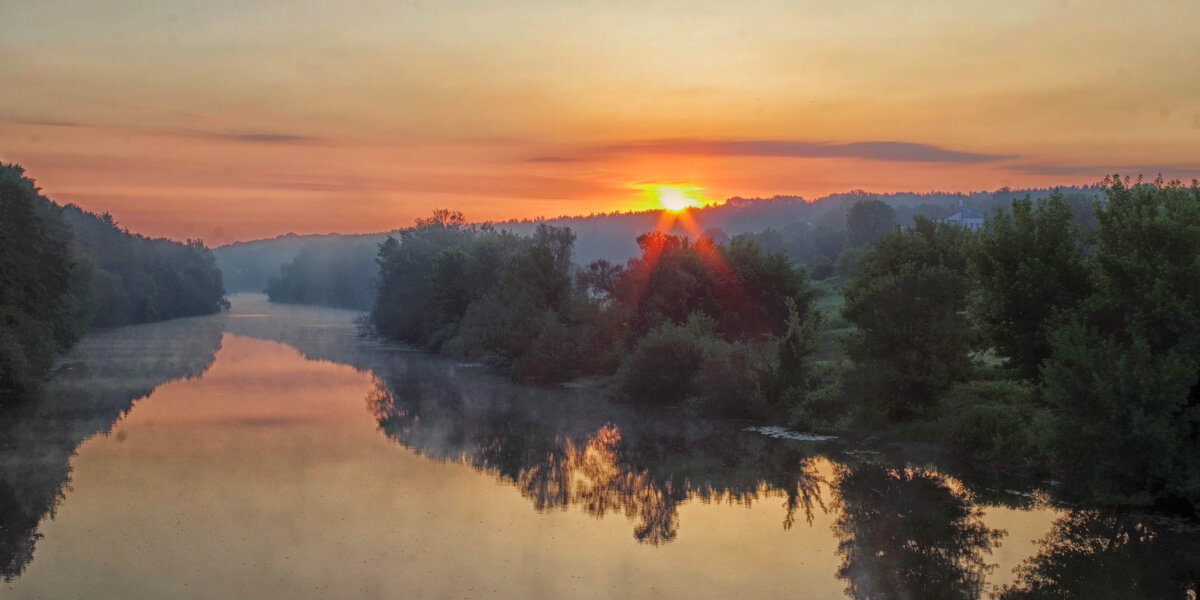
[215,231,398,292]
[214,185,1102,295]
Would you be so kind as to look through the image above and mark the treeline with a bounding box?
[495,185,1101,265]
[228,185,1099,297]
[0,164,228,396]
[265,242,376,309]
[369,176,1200,511]
[828,176,1200,510]
[369,209,817,417]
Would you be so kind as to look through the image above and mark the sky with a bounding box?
[2,0,1198,244]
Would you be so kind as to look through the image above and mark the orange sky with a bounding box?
[2,0,1198,244]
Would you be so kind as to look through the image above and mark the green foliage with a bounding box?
[786,377,849,432]
[736,222,846,279]
[997,510,1200,599]
[834,463,1005,600]
[370,210,479,344]
[835,245,869,278]
[616,314,717,405]
[939,381,1045,464]
[371,213,587,381]
[763,297,824,413]
[1042,177,1200,507]
[0,171,75,393]
[972,191,1092,378]
[617,314,767,417]
[845,198,897,247]
[0,164,228,396]
[690,341,767,418]
[841,217,974,422]
[266,243,377,309]
[612,231,814,341]
[59,209,227,329]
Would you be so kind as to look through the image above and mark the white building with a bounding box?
[939,207,985,232]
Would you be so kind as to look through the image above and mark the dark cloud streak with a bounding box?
[1005,162,1200,178]
[2,118,324,145]
[593,138,1016,164]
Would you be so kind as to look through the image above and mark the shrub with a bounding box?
[938,381,1045,465]
[690,343,767,418]
[617,314,719,405]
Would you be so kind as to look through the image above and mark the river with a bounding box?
[1,295,1195,599]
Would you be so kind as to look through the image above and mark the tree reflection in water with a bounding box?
[0,316,224,580]
[6,298,1197,594]
[368,369,829,545]
[832,463,1005,600]
[997,509,1200,599]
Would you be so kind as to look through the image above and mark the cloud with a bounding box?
[2,117,324,145]
[178,129,325,145]
[594,138,1016,164]
[1006,162,1200,178]
[526,155,580,163]
[1,118,86,127]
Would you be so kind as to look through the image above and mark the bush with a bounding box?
[938,381,1047,465]
[512,312,577,384]
[690,343,767,418]
[786,378,849,432]
[617,315,719,405]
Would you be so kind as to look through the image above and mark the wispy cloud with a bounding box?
[3,118,87,128]
[598,139,1016,164]
[188,131,324,144]
[526,155,580,163]
[2,118,325,145]
[1006,162,1200,178]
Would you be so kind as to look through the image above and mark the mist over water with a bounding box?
[1,296,1195,599]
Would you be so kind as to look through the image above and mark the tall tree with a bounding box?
[0,171,75,393]
[834,463,1004,600]
[845,198,897,247]
[972,191,1092,378]
[841,217,974,421]
[1042,177,1200,507]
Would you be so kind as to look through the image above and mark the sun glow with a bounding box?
[642,185,706,212]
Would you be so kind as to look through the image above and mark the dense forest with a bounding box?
[356,177,1200,513]
[0,164,228,396]
[265,242,376,309]
[221,185,1101,304]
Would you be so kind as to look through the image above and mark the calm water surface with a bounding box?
[1,295,1196,599]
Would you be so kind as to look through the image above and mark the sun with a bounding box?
[652,185,703,211]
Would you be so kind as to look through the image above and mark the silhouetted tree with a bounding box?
[997,510,1200,599]
[841,217,974,421]
[1042,176,1200,507]
[845,198,897,247]
[1,164,226,397]
[833,463,1004,600]
[972,191,1092,378]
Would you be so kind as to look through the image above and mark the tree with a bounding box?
[833,463,1004,600]
[1041,176,1200,507]
[370,211,478,344]
[972,191,1092,378]
[997,509,1200,599]
[763,297,823,410]
[0,171,75,393]
[613,232,812,342]
[841,217,974,421]
[1,164,228,396]
[266,242,377,309]
[845,198,897,247]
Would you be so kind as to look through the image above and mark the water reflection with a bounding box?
[832,463,1005,599]
[0,315,224,580]
[997,510,1199,599]
[369,365,829,544]
[1,296,1197,598]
